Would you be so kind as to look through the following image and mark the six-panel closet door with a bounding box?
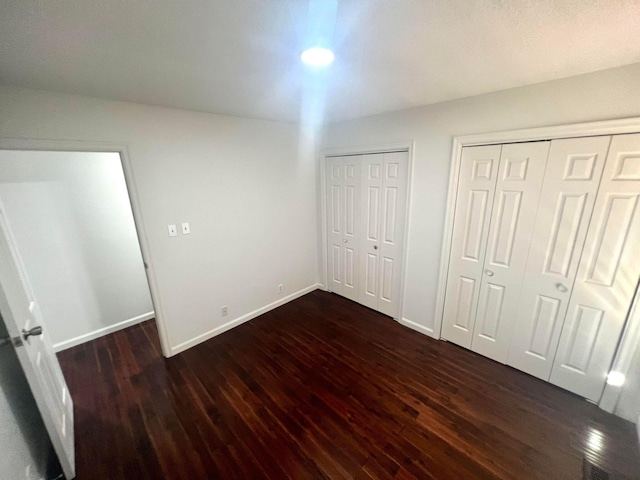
[506,136,612,380]
[326,152,408,318]
[441,145,502,348]
[369,152,408,318]
[327,155,361,302]
[441,142,551,358]
[470,141,550,363]
[550,133,640,401]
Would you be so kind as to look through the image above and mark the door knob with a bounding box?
[374,245,378,250]
[556,283,568,293]
[22,326,43,340]
[485,270,494,277]
[343,239,348,243]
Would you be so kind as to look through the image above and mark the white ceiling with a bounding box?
[1,0,640,124]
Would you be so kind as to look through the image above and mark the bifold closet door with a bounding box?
[359,154,384,311]
[375,152,409,318]
[470,141,550,363]
[441,145,501,348]
[550,133,640,401]
[327,152,408,318]
[507,136,612,380]
[327,156,361,302]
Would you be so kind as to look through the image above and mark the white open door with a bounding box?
[0,202,75,479]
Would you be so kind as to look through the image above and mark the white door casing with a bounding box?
[471,141,550,363]
[507,136,612,379]
[550,133,640,401]
[441,145,502,348]
[0,203,75,479]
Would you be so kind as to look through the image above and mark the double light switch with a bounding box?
[168,223,190,237]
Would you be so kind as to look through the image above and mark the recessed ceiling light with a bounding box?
[301,47,334,67]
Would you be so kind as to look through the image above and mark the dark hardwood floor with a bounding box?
[57,290,640,479]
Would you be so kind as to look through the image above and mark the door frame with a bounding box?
[319,141,415,321]
[435,116,640,413]
[0,138,172,358]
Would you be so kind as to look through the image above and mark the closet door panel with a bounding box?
[359,154,384,309]
[378,152,409,318]
[507,136,611,379]
[442,145,501,348]
[327,156,346,296]
[471,141,550,363]
[341,156,361,302]
[551,134,640,401]
[326,156,361,302]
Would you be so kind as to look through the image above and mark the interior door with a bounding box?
[377,152,409,318]
[471,141,550,363]
[359,154,384,310]
[326,156,361,302]
[327,156,346,296]
[441,145,501,348]
[550,133,640,401]
[0,203,75,478]
[507,136,612,379]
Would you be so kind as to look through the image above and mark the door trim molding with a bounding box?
[319,141,415,321]
[0,137,173,358]
[435,116,640,412]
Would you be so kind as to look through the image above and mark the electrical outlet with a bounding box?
[221,305,228,317]
[277,284,283,294]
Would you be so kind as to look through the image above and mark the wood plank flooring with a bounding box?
[57,290,640,479]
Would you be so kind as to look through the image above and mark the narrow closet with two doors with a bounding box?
[441,133,640,401]
[326,151,409,319]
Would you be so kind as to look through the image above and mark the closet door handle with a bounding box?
[485,270,494,277]
[556,283,568,293]
[374,245,378,250]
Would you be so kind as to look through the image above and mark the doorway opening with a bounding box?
[0,148,163,354]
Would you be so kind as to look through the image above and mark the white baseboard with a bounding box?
[53,311,155,352]
[398,317,437,338]
[170,284,322,356]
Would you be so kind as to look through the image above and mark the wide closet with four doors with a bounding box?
[326,151,408,319]
[442,133,640,402]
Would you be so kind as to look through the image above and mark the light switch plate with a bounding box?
[181,222,191,235]
[168,224,177,237]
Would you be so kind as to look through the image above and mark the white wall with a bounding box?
[321,62,640,419]
[615,346,640,423]
[0,85,319,355]
[0,151,154,350]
